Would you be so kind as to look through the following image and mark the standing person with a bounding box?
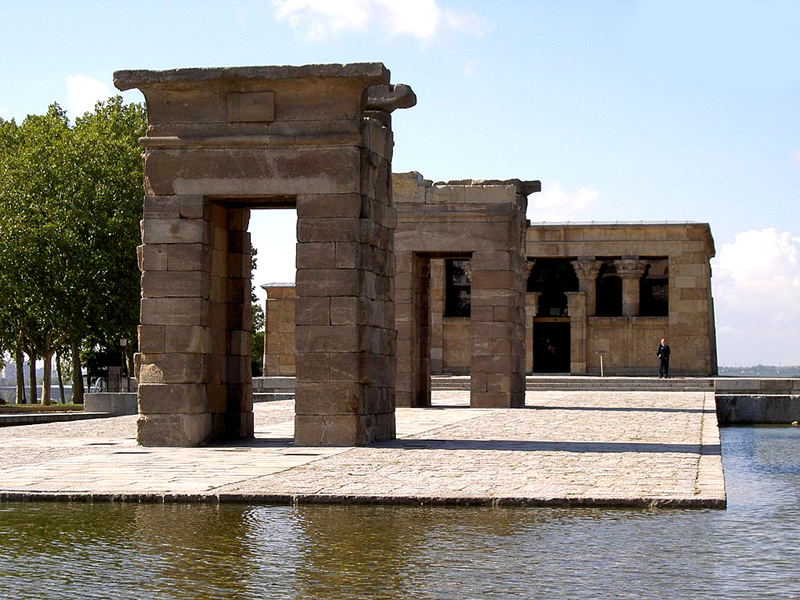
[657,338,671,378]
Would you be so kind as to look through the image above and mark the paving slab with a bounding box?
[0,391,725,508]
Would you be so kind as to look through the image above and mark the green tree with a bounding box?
[0,105,73,404]
[0,99,145,404]
[251,244,265,376]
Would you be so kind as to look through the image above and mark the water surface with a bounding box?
[1,427,798,599]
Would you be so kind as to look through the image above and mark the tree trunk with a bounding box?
[28,347,37,404]
[56,350,66,404]
[41,349,53,406]
[15,337,25,404]
[71,340,84,405]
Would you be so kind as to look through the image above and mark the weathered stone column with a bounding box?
[395,252,431,407]
[261,284,296,377]
[571,257,602,316]
[566,291,587,374]
[117,63,415,447]
[616,257,647,317]
[525,291,541,373]
[429,259,445,374]
[470,249,527,407]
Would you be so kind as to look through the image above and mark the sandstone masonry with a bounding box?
[116,64,415,447]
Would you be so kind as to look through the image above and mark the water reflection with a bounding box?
[1,427,799,599]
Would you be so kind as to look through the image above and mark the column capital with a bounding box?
[525,259,536,278]
[615,257,647,280]
[570,258,602,285]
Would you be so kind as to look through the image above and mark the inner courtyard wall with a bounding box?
[261,216,718,380]
[426,223,716,377]
[262,283,296,376]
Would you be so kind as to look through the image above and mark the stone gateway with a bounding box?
[115,64,415,447]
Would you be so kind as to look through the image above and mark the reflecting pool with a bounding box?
[1,427,799,599]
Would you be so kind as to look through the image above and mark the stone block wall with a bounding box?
[526,222,717,376]
[117,63,414,447]
[262,284,296,376]
[394,172,539,408]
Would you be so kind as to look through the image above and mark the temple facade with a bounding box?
[263,173,717,382]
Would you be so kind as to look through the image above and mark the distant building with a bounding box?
[262,173,717,379]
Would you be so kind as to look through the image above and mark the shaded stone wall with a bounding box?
[259,221,717,381]
[117,63,414,447]
[526,223,717,376]
[394,172,539,408]
[262,284,296,376]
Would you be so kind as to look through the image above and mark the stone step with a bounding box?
[254,392,294,403]
[431,376,714,392]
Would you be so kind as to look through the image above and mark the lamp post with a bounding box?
[120,338,128,392]
[595,350,607,377]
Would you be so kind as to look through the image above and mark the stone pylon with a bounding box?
[115,64,415,446]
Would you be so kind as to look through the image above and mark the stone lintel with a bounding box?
[435,179,541,197]
[393,172,541,206]
[114,63,391,91]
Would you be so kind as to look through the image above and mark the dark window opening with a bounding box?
[538,292,568,317]
[533,322,571,373]
[445,259,471,317]
[527,258,579,293]
[640,259,669,316]
[596,260,622,316]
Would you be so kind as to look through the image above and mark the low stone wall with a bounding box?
[84,393,138,416]
[716,395,800,425]
[714,378,800,425]
[253,377,296,393]
[715,378,800,395]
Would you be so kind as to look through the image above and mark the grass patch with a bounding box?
[0,404,84,413]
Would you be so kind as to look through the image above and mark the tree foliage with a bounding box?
[0,98,145,404]
[251,244,265,376]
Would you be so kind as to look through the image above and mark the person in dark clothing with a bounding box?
[657,338,671,378]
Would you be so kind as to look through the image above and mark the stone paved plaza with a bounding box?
[0,390,725,508]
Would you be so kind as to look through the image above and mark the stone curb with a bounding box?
[0,491,725,509]
[0,412,110,427]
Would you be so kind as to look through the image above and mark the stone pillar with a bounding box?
[429,259,445,374]
[117,63,415,447]
[294,189,397,444]
[137,198,254,446]
[566,291,587,374]
[262,284,296,376]
[571,257,602,316]
[616,257,647,317]
[395,253,431,408]
[470,250,527,408]
[525,291,541,373]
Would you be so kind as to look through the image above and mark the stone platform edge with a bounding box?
[0,491,726,509]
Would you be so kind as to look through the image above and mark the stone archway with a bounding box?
[115,64,415,447]
[393,174,540,408]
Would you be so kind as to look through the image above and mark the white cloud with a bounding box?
[527,181,600,222]
[272,0,485,41]
[443,8,488,36]
[463,60,476,75]
[712,228,800,365]
[791,150,800,167]
[67,75,111,118]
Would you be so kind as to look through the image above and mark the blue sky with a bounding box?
[1,0,798,366]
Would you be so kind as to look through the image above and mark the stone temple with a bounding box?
[117,62,717,447]
[263,173,718,407]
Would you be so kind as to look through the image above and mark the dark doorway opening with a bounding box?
[533,321,571,374]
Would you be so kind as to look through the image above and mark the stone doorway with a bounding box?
[532,320,571,374]
[116,63,415,447]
